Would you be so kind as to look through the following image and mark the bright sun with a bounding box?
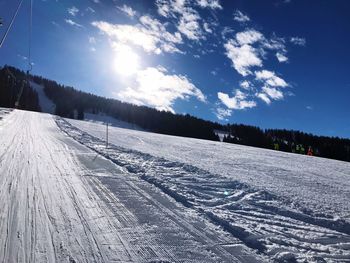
[113,45,140,76]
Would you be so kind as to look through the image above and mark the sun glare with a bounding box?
[113,45,140,76]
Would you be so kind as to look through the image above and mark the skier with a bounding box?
[274,143,279,151]
[307,146,313,156]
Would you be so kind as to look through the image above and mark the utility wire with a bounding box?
[27,0,33,73]
[16,0,34,108]
[0,0,24,48]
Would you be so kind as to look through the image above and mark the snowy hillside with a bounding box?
[30,81,56,114]
[29,81,141,131]
[83,112,143,130]
[66,118,350,262]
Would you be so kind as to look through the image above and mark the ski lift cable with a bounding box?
[16,0,34,108]
[0,0,24,48]
[27,0,33,73]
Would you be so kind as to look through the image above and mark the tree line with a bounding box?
[0,65,349,162]
[0,66,40,111]
[222,124,350,162]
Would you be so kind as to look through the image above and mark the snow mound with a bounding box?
[30,81,55,114]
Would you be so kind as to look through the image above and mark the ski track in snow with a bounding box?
[60,117,350,262]
[0,110,265,263]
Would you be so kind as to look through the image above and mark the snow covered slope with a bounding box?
[30,81,56,114]
[29,80,140,130]
[0,110,264,262]
[84,112,143,130]
[65,118,350,262]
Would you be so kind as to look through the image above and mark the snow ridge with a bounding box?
[56,117,350,262]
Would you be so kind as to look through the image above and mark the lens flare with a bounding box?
[113,44,140,76]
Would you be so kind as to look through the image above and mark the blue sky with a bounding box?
[0,0,349,138]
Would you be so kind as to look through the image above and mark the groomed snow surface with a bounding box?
[65,117,350,262]
[1,109,349,262]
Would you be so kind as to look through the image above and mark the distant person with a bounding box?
[307,146,313,156]
[274,143,279,151]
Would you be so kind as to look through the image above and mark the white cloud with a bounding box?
[276,52,288,62]
[215,107,232,120]
[203,22,212,33]
[263,35,286,51]
[221,19,295,112]
[155,0,173,17]
[68,6,79,16]
[92,16,183,54]
[257,93,271,104]
[306,105,313,110]
[65,19,84,28]
[218,90,256,110]
[255,70,288,87]
[223,29,268,76]
[140,15,182,44]
[224,40,263,76]
[290,37,306,46]
[240,80,251,90]
[262,86,284,100]
[227,30,288,70]
[117,67,206,113]
[92,0,100,3]
[156,0,213,41]
[117,4,137,18]
[256,86,284,105]
[67,6,79,16]
[235,30,264,45]
[233,10,250,23]
[86,7,95,13]
[197,0,222,9]
[177,11,202,40]
[221,27,235,39]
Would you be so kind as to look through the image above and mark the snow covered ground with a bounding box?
[0,110,264,262]
[65,118,350,262]
[1,108,350,262]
